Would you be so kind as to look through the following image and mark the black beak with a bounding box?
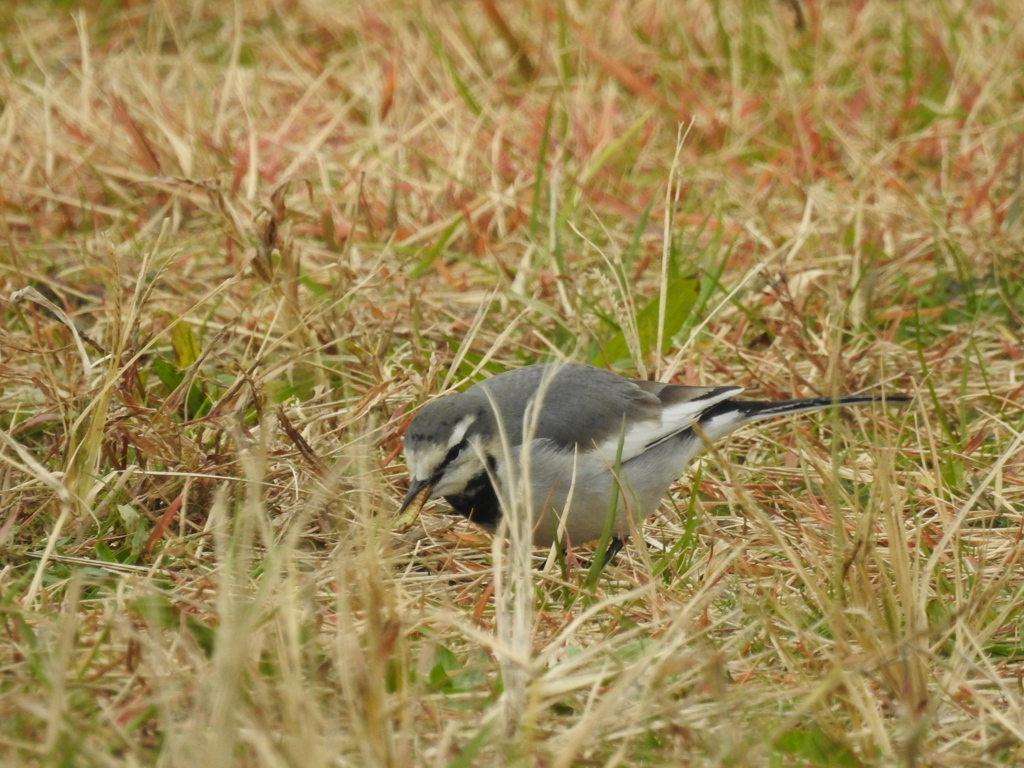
[398,477,433,515]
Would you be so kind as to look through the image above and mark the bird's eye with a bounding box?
[442,440,466,468]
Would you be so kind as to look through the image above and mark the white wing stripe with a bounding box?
[592,387,744,463]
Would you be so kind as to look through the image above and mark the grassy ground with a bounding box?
[1,0,1023,765]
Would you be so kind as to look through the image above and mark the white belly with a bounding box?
[494,436,704,547]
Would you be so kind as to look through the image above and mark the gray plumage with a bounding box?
[397,363,907,550]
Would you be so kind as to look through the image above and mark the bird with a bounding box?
[395,362,908,559]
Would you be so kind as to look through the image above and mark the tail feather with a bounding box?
[693,393,910,442]
[729,394,910,422]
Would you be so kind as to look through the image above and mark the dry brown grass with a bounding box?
[1,0,1023,765]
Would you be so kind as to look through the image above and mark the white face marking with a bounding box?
[447,414,476,449]
[404,413,482,498]
[431,442,486,497]
[405,442,447,484]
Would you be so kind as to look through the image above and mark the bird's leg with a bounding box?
[601,537,626,565]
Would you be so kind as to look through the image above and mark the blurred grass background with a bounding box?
[0,1,1022,766]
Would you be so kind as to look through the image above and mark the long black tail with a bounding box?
[695,393,910,440]
[730,393,911,423]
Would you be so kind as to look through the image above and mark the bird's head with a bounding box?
[395,393,492,526]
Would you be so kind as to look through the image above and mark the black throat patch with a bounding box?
[443,457,502,530]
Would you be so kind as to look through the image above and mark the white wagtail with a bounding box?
[395,363,908,558]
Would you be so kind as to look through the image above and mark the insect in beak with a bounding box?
[394,477,435,532]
